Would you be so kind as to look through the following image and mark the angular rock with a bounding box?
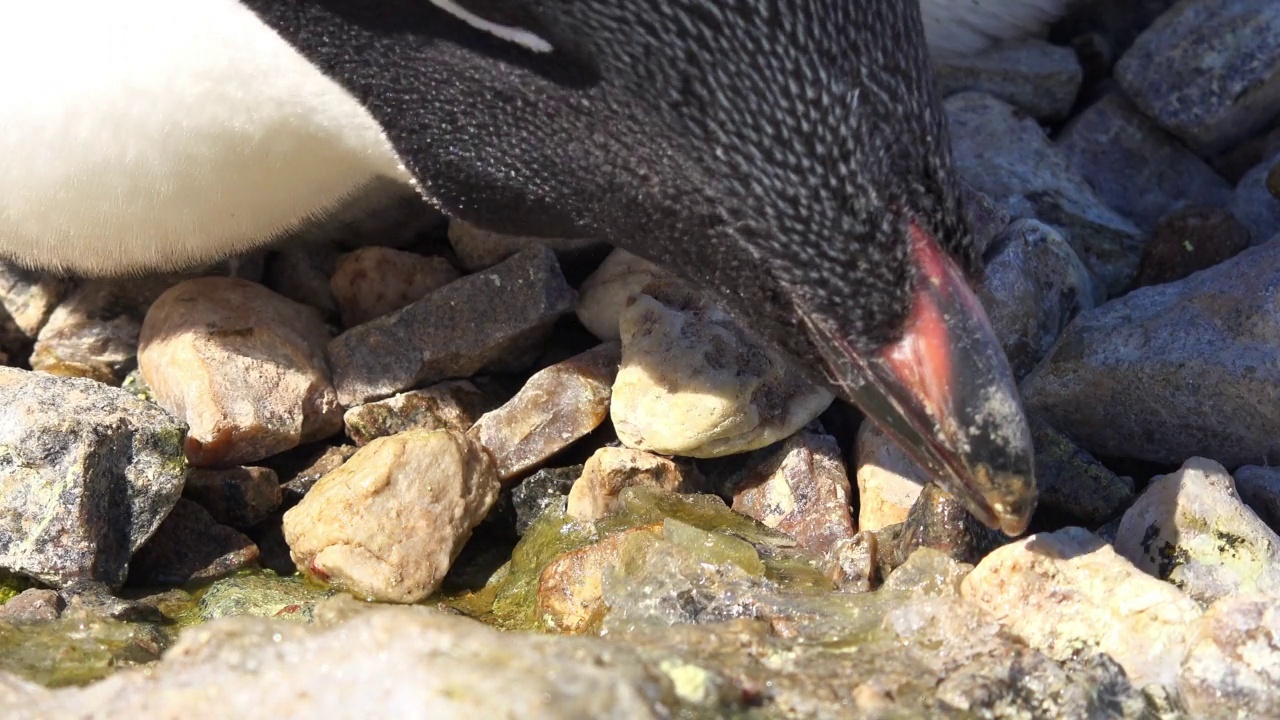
[329,246,576,406]
[127,499,260,586]
[1116,457,1280,602]
[730,432,855,554]
[512,465,582,536]
[1057,92,1234,232]
[0,590,63,624]
[329,247,459,327]
[139,277,342,467]
[1180,595,1280,718]
[196,572,336,624]
[946,91,1145,294]
[469,343,619,483]
[343,380,492,446]
[1232,152,1280,246]
[935,39,1082,121]
[574,249,668,341]
[272,443,358,508]
[827,533,878,593]
[537,527,654,633]
[0,368,185,589]
[567,447,701,522]
[1129,205,1253,289]
[611,281,832,458]
[182,466,282,530]
[960,182,1012,255]
[875,484,1008,577]
[447,221,602,272]
[961,527,1203,688]
[264,243,340,315]
[1022,238,1280,466]
[1115,0,1280,154]
[855,422,928,533]
[1234,464,1280,533]
[284,429,500,603]
[0,262,66,362]
[1028,416,1134,526]
[882,547,972,597]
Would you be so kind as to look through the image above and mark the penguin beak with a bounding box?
[805,223,1036,536]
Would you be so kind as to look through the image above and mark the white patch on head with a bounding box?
[0,0,414,275]
[428,0,553,53]
[919,0,1078,58]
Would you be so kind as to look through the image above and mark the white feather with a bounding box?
[920,0,1079,58]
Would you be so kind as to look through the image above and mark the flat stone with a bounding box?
[574,249,668,341]
[1115,0,1280,154]
[329,247,459,327]
[1022,238,1280,466]
[328,246,576,406]
[1180,595,1280,717]
[567,447,702,522]
[1128,205,1253,289]
[127,499,260,586]
[1234,464,1280,533]
[855,422,928,533]
[0,368,185,589]
[1057,92,1234,232]
[611,280,832,458]
[1232,151,1280,246]
[469,343,620,483]
[284,429,500,603]
[139,277,342,467]
[946,91,1145,294]
[935,39,1082,121]
[961,527,1203,688]
[343,381,493,446]
[182,466,282,530]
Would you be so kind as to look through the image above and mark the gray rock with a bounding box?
[126,499,260,586]
[0,368,185,589]
[264,243,340,315]
[946,91,1145,294]
[182,466,281,530]
[874,484,1009,578]
[1234,464,1280,533]
[1115,0,1280,154]
[959,182,1012,255]
[512,465,581,536]
[0,590,63,624]
[328,246,577,406]
[935,39,1082,121]
[1231,152,1280,246]
[1057,92,1234,231]
[1029,415,1134,526]
[1023,238,1280,467]
[1180,595,1280,718]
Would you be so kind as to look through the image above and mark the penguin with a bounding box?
[0,0,1048,535]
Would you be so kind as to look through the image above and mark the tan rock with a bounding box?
[855,422,928,532]
[537,526,660,633]
[139,277,342,467]
[1180,595,1280,718]
[344,381,493,446]
[574,250,667,341]
[731,432,855,553]
[284,429,499,603]
[469,343,619,483]
[567,447,702,522]
[329,247,459,327]
[610,281,832,458]
[961,527,1202,687]
[447,220,599,272]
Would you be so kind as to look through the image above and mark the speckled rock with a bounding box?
[611,281,832,458]
[574,250,668,341]
[1232,152,1280,246]
[875,484,1009,577]
[343,380,493,446]
[1180,595,1280,718]
[329,247,459,327]
[827,532,878,593]
[1234,464,1280,533]
[1057,92,1234,232]
[855,422,928,533]
[127,499,260,586]
[1129,206,1253,289]
[469,343,619,483]
[935,39,1082,121]
[962,527,1203,688]
[328,246,577,406]
[1116,457,1280,603]
[1022,238,1280,467]
[182,466,281,530]
[567,447,702,522]
[1115,0,1280,154]
[284,429,499,603]
[1028,416,1134,526]
[139,277,342,467]
[447,221,602,272]
[512,465,582,535]
[946,91,1144,294]
[0,368,185,589]
[195,572,336,624]
[0,262,66,362]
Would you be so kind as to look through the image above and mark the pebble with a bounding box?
[328,245,577,406]
[1233,464,1280,532]
[854,422,928,533]
[567,447,702,522]
[827,532,878,593]
[511,465,582,535]
[1027,415,1134,526]
[574,249,668,341]
[946,91,1145,294]
[0,590,64,624]
[182,466,282,530]
[1022,238,1280,467]
[934,38,1082,121]
[0,368,185,589]
[1057,92,1234,232]
[343,380,493,446]
[1180,595,1280,718]
[610,280,832,458]
[0,262,66,361]
[447,220,604,272]
[1115,0,1280,154]
[329,247,459,327]
[139,277,342,467]
[1231,151,1280,246]
[537,527,653,633]
[283,429,500,603]
[469,343,620,483]
[875,484,1008,576]
[126,499,260,586]
[961,526,1203,688]
[1116,457,1280,603]
[1128,205,1253,289]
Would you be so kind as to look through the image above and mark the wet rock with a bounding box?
[875,484,1009,576]
[729,431,855,554]
[0,368,185,589]
[827,532,878,593]
[1129,205,1253,289]
[611,281,832,458]
[1180,595,1280,718]
[962,527,1203,688]
[0,613,167,689]
[127,499,260,586]
[1115,0,1280,154]
[469,343,619,483]
[284,429,500,603]
[1232,152,1280,246]
[1116,457,1280,602]
[1234,464,1280,532]
[183,466,281,530]
[568,447,702,522]
[1057,92,1234,232]
[344,380,492,446]
[272,443,358,508]
[1022,238,1280,467]
[329,247,459,327]
[946,91,1145,294]
[1029,415,1134,526]
[264,243,340,315]
[329,246,576,406]
[854,422,928,533]
[537,527,654,633]
[196,572,336,624]
[976,219,1099,380]
[59,582,166,624]
[881,547,972,597]
[0,590,63,624]
[512,465,581,536]
[935,39,1082,121]
[139,277,342,467]
[0,262,66,361]
[447,220,602,272]
[574,249,668,341]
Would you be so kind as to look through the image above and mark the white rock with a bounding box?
[574,249,668,341]
[855,422,927,532]
[1180,594,1280,718]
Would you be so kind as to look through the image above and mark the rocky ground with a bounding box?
[2,0,1280,718]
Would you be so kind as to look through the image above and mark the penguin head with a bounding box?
[245,0,1035,534]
